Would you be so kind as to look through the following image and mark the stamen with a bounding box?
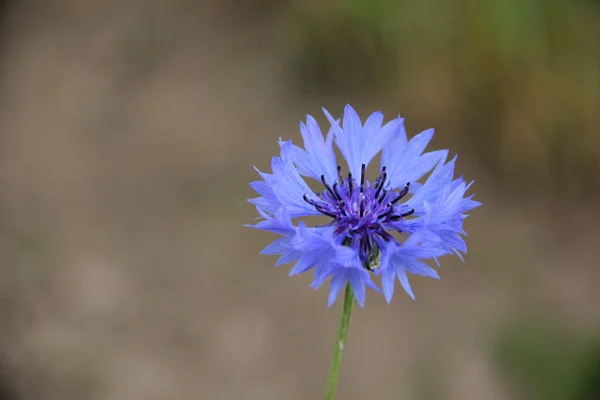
[348,172,353,193]
[389,208,415,220]
[378,189,387,204]
[320,175,336,200]
[378,230,393,242]
[315,205,337,218]
[360,197,365,217]
[400,209,415,218]
[374,166,386,185]
[374,172,387,200]
[332,183,342,201]
[337,164,343,184]
[302,193,316,205]
[337,200,347,216]
[304,192,339,218]
[360,163,366,192]
[389,182,410,205]
[378,207,394,219]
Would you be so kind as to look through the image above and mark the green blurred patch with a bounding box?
[282,0,600,199]
[283,0,401,94]
[493,319,600,400]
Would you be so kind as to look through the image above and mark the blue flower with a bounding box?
[248,105,480,307]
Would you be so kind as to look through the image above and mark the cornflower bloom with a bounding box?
[248,105,480,307]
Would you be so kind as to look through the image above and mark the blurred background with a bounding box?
[0,1,599,399]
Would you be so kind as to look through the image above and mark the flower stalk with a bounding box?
[324,283,355,400]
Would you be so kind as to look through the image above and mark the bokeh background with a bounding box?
[0,1,599,399]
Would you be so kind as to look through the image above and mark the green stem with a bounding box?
[324,283,355,400]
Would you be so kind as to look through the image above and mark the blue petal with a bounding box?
[311,261,379,308]
[377,240,444,302]
[405,259,440,279]
[383,127,446,188]
[360,111,385,165]
[275,250,302,266]
[287,224,358,278]
[283,114,338,183]
[250,140,339,218]
[349,270,366,308]
[381,115,407,151]
[250,213,299,259]
[324,105,395,179]
[381,269,396,304]
[404,128,435,158]
[406,157,455,212]
[340,105,363,177]
[407,170,481,258]
[247,208,295,235]
[288,247,322,275]
[260,237,290,255]
[269,149,321,218]
[327,274,347,307]
[396,268,415,300]
[249,180,274,199]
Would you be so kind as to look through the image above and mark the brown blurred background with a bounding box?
[0,1,599,399]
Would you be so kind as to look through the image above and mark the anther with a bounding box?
[400,209,415,218]
[337,200,346,215]
[337,164,343,184]
[374,166,387,185]
[332,182,342,201]
[320,175,336,200]
[360,163,366,192]
[378,207,394,219]
[378,230,393,242]
[389,208,415,220]
[360,197,365,217]
[315,205,337,218]
[377,189,387,204]
[389,182,410,205]
[302,193,315,205]
[374,172,387,200]
[348,173,353,193]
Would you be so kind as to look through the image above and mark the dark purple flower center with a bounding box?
[303,163,414,271]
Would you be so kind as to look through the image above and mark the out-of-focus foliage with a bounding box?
[284,0,401,93]
[493,320,600,400]
[282,0,600,199]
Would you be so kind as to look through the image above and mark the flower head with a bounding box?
[248,105,480,307]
